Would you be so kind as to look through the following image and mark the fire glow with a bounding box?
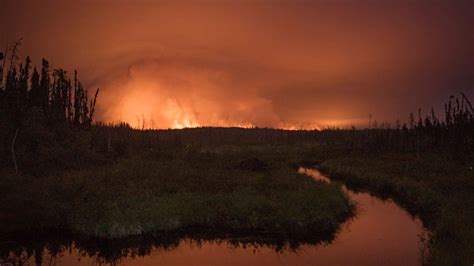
[95,62,328,130]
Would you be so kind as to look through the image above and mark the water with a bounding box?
[4,168,427,265]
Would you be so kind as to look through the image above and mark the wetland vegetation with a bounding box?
[0,51,473,265]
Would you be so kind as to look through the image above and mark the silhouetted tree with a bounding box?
[39,59,50,114]
[29,67,40,107]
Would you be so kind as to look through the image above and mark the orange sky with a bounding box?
[2,0,474,128]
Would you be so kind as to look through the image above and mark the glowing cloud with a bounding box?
[96,61,285,129]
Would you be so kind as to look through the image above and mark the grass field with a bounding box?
[1,139,473,265]
[0,144,354,245]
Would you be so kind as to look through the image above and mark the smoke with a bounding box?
[96,60,284,129]
[5,0,473,129]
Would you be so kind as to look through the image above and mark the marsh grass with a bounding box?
[0,145,354,243]
[1,141,472,265]
[316,150,474,265]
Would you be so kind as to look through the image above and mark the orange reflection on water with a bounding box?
[26,169,427,266]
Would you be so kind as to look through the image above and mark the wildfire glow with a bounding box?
[95,62,364,130]
[113,85,202,129]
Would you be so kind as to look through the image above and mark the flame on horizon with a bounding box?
[94,61,357,131]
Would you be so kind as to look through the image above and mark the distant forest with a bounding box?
[0,41,472,175]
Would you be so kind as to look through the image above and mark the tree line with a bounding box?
[317,92,473,162]
[0,40,99,130]
[0,41,100,173]
[0,41,471,174]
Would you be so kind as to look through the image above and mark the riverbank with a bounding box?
[1,142,472,265]
[0,145,354,243]
[316,151,474,265]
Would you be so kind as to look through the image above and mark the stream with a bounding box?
[8,168,427,265]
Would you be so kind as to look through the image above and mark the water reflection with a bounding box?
[299,168,429,265]
[0,233,331,265]
[298,167,331,184]
[1,168,427,265]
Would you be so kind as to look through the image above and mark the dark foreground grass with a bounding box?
[3,142,471,265]
[315,151,474,265]
[0,145,354,244]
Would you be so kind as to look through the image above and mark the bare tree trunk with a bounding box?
[11,128,19,174]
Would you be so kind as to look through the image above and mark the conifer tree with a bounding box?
[18,57,31,110]
[39,59,50,114]
[29,67,40,107]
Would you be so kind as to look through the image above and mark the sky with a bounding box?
[1,0,474,129]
